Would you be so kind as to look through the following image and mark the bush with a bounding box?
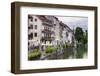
[66,43,69,48]
[28,49,41,60]
[62,44,66,48]
[45,46,57,54]
[62,43,69,49]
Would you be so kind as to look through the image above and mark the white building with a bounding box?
[60,22,75,44]
[28,15,75,51]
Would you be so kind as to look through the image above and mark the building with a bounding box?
[60,22,75,44]
[28,15,75,52]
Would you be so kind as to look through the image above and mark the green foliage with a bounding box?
[75,27,88,45]
[76,49,84,58]
[62,44,66,48]
[28,49,41,60]
[75,27,84,42]
[82,30,88,44]
[75,27,88,58]
[62,43,69,48]
[45,46,57,54]
[76,45,87,58]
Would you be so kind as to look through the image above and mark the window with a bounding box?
[30,24,33,29]
[28,15,33,21]
[49,34,51,37]
[49,41,51,43]
[44,33,46,37]
[35,18,37,21]
[28,25,33,30]
[35,25,37,29]
[28,26,30,29]
[28,33,33,40]
[30,18,33,21]
[34,33,37,37]
[30,17,33,21]
[28,42,30,46]
[44,27,46,30]
[45,26,47,30]
[46,34,48,37]
[44,40,46,44]
[66,32,68,37]
[48,27,49,30]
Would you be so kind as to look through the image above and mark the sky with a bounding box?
[57,16,88,31]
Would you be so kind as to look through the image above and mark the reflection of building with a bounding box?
[28,15,75,51]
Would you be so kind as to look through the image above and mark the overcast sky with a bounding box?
[57,16,88,31]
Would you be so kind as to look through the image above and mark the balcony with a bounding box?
[42,19,54,26]
[42,29,54,34]
[41,37,55,41]
[51,34,55,38]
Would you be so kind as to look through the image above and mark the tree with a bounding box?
[75,27,88,58]
[75,27,84,43]
[82,30,88,45]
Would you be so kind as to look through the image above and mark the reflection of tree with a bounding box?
[75,27,88,58]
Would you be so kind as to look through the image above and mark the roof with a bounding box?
[28,15,74,33]
[60,22,73,33]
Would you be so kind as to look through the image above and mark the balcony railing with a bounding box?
[42,29,55,34]
[41,37,55,41]
[42,19,54,26]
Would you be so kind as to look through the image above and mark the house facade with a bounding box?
[28,15,75,51]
